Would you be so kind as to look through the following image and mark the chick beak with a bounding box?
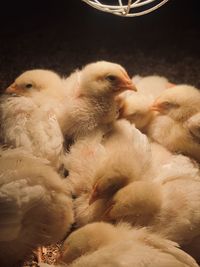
[119,78,137,92]
[150,102,163,112]
[89,183,100,205]
[101,203,114,220]
[5,83,22,95]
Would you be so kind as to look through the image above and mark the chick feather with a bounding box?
[147,85,200,161]
[104,153,200,260]
[62,61,136,141]
[118,75,170,132]
[1,70,67,169]
[65,119,152,226]
[42,222,198,267]
[0,147,74,267]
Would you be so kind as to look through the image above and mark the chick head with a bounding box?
[59,222,118,264]
[104,181,162,224]
[5,69,62,97]
[151,85,200,122]
[78,61,136,98]
[119,93,154,130]
[89,170,129,205]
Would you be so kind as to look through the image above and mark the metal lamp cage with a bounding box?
[82,0,169,17]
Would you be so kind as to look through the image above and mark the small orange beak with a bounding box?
[101,203,114,220]
[150,103,163,112]
[5,83,22,95]
[119,78,137,92]
[89,183,100,205]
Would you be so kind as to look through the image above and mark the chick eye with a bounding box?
[25,83,33,89]
[106,75,117,82]
[162,101,172,108]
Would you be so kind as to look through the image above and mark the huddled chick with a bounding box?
[2,66,200,267]
[147,84,200,162]
[0,147,74,267]
[100,153,200,261]
[62,61,136,142]
[0,61,136,267]
[41,222,199,267]
[65,119,153,227]
[117,75,172,132]
[89,119,152,203]
[0,70,67,169]
[65,114,200,260]
[1,60,135,167]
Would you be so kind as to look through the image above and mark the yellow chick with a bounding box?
[88,119,151,204]
[1,70,67,169]
[103,153,200,261]
[117,75,172,132]
[0,147,74,267]
[148,84,200,161]
[65,119,152,227]
[51,222,199,267]
[62,61,136,141]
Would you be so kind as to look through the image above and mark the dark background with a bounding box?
[0,0,199,90]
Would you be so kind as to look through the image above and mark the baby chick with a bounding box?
[88,119,152,205]
[53,222,199,267]
[148,84,200,161]
[118,75,171,132]
[103,153,200,261]
[65,120,152,226]
[0,147,74,267]
[1,70,67,169]
[62,61,136,141]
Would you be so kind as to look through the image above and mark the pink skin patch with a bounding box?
[81,147,95,157]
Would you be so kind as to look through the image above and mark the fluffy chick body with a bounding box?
[1,70,68,169]
[0,147,74,267]
[105,154,200,260]
[147,85,200,161]
[49,222,199,267]
[65,120,152,227]
[62,61,136,141]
